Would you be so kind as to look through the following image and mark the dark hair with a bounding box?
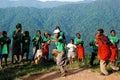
[76,33,80,36]
[16,23,22,29]
[110,30,115,33]
[97,29,104,34]
[2,31,7,35]
[36,30,41,34]
[24,31,29,36]
[70,39,74,42]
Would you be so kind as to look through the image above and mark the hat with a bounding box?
[54,29,60,33]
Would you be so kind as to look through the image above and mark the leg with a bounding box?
[26,52,29,62]
[109,61,119,71]
[100,60,109,75]
[90,52,96,66]
[56,52,66,75]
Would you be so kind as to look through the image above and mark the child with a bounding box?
[67,39,76,66]
[0,31,11,67]
[22,31,30,62]
[74,33,85,64]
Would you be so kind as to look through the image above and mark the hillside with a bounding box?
[0,0,120,53]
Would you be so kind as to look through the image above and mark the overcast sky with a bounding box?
[38,0,84,2]
[9,0,85,2]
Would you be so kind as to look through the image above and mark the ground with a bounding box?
[23,68,120,80]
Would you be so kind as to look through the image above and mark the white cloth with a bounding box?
[67,43,76,52]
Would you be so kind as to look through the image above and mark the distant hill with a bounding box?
[0,0,95,8]
[0,0,120,53]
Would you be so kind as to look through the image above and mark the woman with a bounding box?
[42,32,51,60]
[108,30,119,63]
[32,30,42,63]
[74,33,84,64]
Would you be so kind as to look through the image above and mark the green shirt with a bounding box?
[108,35,119,44]
[74,37,84,46]
[22,36,30,49]
[2,44,8,54]
[55,36,65,52]
[0,36,11,54]
[32,35,42,47]
[90,39,98,53]
[42,37,50,43]
[12,30,22,43]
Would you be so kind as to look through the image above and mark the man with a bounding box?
[96,29,119,76]
[89,35,98,67]
[12,23,23,64]
[51,29,67,77]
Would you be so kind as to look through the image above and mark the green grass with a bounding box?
[0,54,120,80]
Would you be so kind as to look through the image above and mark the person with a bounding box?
[51,29,67,77]
[21,31,30,62]
[42,32,51,60]
[96,29,119,76]
[32,30,42,63]
[67,39,76,66]
[0,31,11,67]
[74,33,85,64]
[12,23,23,64]
[89,34,98,67]
[55,26,66,44]
[108,30,119,63]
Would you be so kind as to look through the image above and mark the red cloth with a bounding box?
[42,44,49,59]
[109,44,117,61]
[96,35,111,61]
[77,46,84,59]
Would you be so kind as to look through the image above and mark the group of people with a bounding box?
[0,23,120,77]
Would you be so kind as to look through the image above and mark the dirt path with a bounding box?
[24,68,120,80]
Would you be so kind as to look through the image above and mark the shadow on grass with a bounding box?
[0,59,56,80]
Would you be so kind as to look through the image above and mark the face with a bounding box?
[70,40,73,44]
[44,32,48,37]
[54,33,59,38]
[76,34,81,38]
[36,32,41,36]
[97,31,102,36]
[111,31,116,36]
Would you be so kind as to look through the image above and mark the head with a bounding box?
[70,39,74,44]
[2,31,7,37]
[44,32,49,37]
[97,29,104,36]
[36,30,41,36]
[16,23,22,31]
[55,26,60,31]
[24,31,29,36]
[54,29,60,38]
[110,30,116,36]
[76,33,81,38]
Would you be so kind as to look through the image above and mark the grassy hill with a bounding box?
[0,0,120,53]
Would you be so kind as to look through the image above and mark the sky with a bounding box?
[9,0,85,2]
[38,0,84,2]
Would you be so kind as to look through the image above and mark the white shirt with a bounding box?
[67,43,76,52]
